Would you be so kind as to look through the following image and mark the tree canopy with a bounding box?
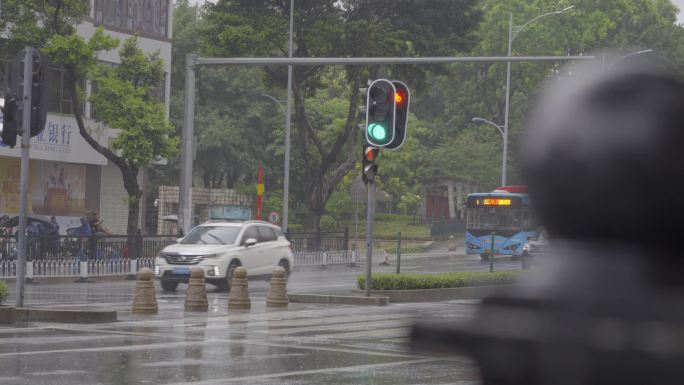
[162,0,684,229]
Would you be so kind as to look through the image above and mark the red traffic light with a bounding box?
[395,90,405,104]
[365,146,378,162]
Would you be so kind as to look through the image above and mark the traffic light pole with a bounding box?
[178,54,595,242]
[179,54,197,236]
[16,48,33,308]
[364,182,375,297]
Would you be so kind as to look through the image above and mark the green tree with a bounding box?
[1,1,178,236]
[201,0,482,230]
[413,0,684,188]
[168,1,284,192]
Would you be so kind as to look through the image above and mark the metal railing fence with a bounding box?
[0,229,367,277]
[0,235,176,279]
[287,228,349,253]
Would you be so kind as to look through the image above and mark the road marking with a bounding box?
[1,327,424,359]
[162,358,448,385]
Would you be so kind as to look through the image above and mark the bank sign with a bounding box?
[0,113,108,165]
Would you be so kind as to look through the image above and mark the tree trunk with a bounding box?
[126,191,141,236]
[292,71,362,232]
[69,70,143,238]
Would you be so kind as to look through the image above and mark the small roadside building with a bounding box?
[420,176,479,221]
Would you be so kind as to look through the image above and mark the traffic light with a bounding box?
[1,96,18,147]
[5,48,49,142]
[384,81,410,150]
[365,79,396,147]
[362,144,379,184]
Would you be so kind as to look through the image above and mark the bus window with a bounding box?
[467,207,523,231]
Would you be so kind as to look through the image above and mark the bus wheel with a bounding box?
[480,253,490,261]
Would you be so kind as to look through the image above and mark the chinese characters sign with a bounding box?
[0,114,108,165]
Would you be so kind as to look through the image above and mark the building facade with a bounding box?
[0,0,172,235]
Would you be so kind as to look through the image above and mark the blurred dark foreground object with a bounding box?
[412,60,684,384]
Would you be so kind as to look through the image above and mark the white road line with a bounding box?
[0,328,422,359]
[163,358,448,385]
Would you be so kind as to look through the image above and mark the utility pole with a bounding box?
[16,48,34,307]
[282,0,294,233]
[179,53,196,235]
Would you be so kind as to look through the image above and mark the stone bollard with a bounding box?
[448,235,457,251]
[266,266,289,308]
[185,267,209,311]
[228,266,251,309]
[132,268,158,314]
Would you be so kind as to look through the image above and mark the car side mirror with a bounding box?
[176,238,183,243]
[244,238,257,247]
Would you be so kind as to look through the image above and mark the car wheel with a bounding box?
[221,261,240,292]
[161,280,178,292]
[277,259,291,279]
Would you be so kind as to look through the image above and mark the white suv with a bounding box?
[154,220,294,292]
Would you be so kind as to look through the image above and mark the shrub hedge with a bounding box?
[0,281,8,304]
[357,271,519,290]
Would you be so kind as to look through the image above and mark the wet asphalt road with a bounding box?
[0,252,521,384]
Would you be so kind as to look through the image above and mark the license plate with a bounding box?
[172,267,190,275]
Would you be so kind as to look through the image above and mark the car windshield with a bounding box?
[180,226,240,245]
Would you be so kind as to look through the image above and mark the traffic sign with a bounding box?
[268,212,280,224]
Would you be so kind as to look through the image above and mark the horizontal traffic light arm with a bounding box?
[194,56,595,66]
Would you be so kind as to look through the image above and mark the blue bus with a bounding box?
[465,187,539,259]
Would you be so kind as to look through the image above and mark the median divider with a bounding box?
[288,293,389,306]
[350,285,509,303]
[0,306,117,324]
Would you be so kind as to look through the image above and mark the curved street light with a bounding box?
[511,6,575,43]
[472,117,504,138]
[502,6,575,186]
[472,117,506,185]
[260,93,286,112]
[609,49,654,67]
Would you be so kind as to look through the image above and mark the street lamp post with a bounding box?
[472,117,505,186]
[502,6,574,186]
[259,93,291,228]
[283,0,294,233]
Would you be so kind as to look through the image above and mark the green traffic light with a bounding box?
[368,123,388,142]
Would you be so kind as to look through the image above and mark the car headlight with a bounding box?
[203,253,220,259]
[523,243,531,252]
[207,265,220,277]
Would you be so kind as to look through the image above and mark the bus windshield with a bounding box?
[467,206,522,231]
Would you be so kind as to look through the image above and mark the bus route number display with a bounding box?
[477,198,512,206]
